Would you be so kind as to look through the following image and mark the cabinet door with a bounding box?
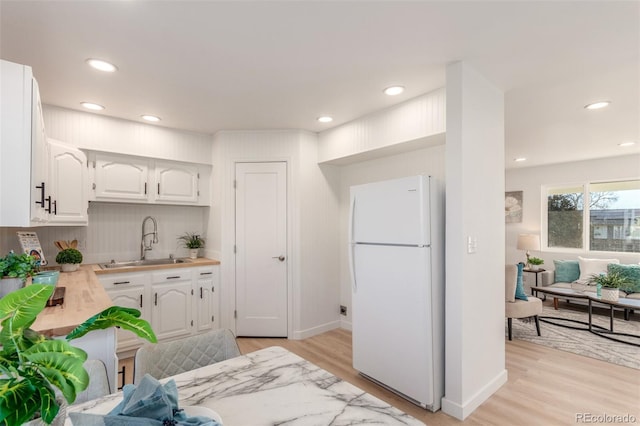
[94,154,149,201]
[194,267,218,332]
[154,161,198,203]
[48,140,88,225]
[151,280,193,341]
[30,78,49,223]
[108,286,148,351]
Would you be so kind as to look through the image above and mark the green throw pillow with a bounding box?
[553,260,580,283]
[608,263,640,294]
[515,263,528,301]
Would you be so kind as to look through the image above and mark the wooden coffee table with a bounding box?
[531,286,639,347]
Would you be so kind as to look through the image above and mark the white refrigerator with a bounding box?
[349,175,444,411]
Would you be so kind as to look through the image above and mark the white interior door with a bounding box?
[235,162,287,337]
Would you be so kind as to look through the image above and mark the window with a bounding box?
[544,180,640,253]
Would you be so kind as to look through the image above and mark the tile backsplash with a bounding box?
[0,202,209,265]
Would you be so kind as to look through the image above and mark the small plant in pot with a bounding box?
[0,284,157,425]
[0,251,39,298]
[589,271,629,302]
[527,257,544,271]
[177,232,205,259]
[55,248,83,272]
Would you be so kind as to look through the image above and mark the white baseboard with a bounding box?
[340,319,352,331]
[441,369,508,420]
[292,320,341,340]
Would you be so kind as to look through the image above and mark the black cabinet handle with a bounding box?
[113,281,131,285]
[144,182,147,195]
[45,196,52,213]
[157,183,160,195]
[200,272,213,276]
[166,276,180,280]
[200,287,203,299]
[35,182,45,207]
[140,294,143,308]
[154,293,158,306]
[52,200,57,215]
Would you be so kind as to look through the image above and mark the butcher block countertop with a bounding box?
[31,265,113,337]
[92,257,219,275]
[32,258,220,337]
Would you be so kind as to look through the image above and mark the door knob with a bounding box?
[272,255,285,262]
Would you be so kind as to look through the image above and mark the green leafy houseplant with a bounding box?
[528,257,544,266]
[0,252,39,282]
[54,248,83,265]
[177,233,205,249]
[0,284,157,425]
[588,271,630,289]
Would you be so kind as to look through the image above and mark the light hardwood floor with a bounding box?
[119,328,640,425]
[236,329,640,426]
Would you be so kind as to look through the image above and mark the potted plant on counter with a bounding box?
[589,271,629,302]
[0,284,157,425]
[55,248,83,272]
[177,232,205,259]
[0,251,38,298]
[527,257,544,271]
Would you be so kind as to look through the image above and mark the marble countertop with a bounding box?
[69,346,424,425]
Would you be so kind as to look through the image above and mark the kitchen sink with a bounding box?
[99,258,191,269]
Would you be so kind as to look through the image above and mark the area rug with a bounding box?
[508,304,640,370]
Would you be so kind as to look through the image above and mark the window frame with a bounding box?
[541,179,640,255]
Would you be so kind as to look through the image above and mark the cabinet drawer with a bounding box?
[99,272,149,289]
[151,269,191,284]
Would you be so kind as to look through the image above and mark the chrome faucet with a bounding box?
[141,216,158,260]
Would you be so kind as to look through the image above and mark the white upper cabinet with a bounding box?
[0,60,87,227]
[154,161,199,203]
[0,60,45,226]
[30,78,49,223]
[88,152,209,206]
[48,139,88,225]
[93,153,149,201]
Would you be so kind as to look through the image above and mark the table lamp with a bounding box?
[517,234,540,267]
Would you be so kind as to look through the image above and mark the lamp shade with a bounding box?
[517,234,540,251]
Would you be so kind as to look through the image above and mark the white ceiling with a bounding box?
[1,1,638,168]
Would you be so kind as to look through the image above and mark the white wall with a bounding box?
[442,62,506,420]
[318,88,445,164]
[337,145,446,329]
[43,105,212,164]
[506,154,640,271]
[0,203,209,265]
[210,130,340,338]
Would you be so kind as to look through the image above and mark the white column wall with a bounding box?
[442,62,507,420]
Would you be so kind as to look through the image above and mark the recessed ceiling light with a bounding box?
[317,116,333,123]
[86,58,117,73]
[384,86,405,96]
[514,157,527,162]
[584,101,610,110]
[141,115,161,122]
[618,141,636,147]
[80,102,105,111]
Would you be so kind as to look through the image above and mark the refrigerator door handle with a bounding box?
[349,243,357,292]
[348,195,357,292]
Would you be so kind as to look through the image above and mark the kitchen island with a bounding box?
[68,346,424,425]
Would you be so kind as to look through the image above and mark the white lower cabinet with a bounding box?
[194,266,219,333]
[151,269,193,341]
[100,265,219,353]
[100,272,150,352]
